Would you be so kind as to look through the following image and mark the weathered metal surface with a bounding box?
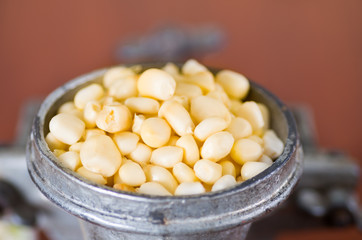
[26,66,303,239]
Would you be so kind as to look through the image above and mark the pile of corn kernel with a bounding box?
[45,59,284,196]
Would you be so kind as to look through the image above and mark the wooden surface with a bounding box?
[0,0,361,238]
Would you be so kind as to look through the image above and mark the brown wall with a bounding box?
[0,0,361,238]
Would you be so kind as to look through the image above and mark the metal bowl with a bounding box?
[26,65,303,240]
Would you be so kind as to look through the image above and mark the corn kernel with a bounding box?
[58,151,81,171]
[231,139,263,165]
[215,70,250,99]
[193,159,222,184]
[263,130,284,159]
[140,117,171,148]
[174,182,205,195]
[194,117,229,142]
[76,167,107,185]
[113,131,140,155]
[175,134,199,166]
[108,76,137,100]
[143,165,178,194]
[241,161,271,180]
[190,96,231,124]
[234,101,264,134]
[49,113,85,145]
[83,101,101,128]
[226,117,252,140]
[150,146,183,168]
[211,175,236,192]
[172,162,198,183]
[103,66,135,89]
[219,160,236,178]
[45,132,68,151]
[118,161,146,187]
[124,97,160,115]
[74,83,104,110]
[201,131,234,162]
[127,143,152,165]
[175,82,203,99]
[96,104,132,133]
[182,59,208,75]
[137,182,172,196]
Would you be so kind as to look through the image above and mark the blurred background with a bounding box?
[0,0,361,239]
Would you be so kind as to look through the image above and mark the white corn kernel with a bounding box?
[169,95,190,111]
[258,103,270,132]
[219,160,236,178]
[83,101,101,128]
[258,154,273,165]
[113,183,135,192]
[211,175,237,192]
[183,71,215,93]
[76,166,107,185]
[137,182,172,196]
[53,149,66,157]
[229,99,243,115]
[108,76,138,100]
[182,59,208,75]
[194,159,222,184]
[175,134,199,166]
[158,100,195,136]
[132,114,145,135]
[263,130,284,159]
[49,113,85,145]
[162,62,182,81]
[96,104,132,133]
[83,129,105,140]
[247,135,264,146]
[172,162,198,183]
[74,83,104,110]
[231,139,263,165]
[58,151,81,171]
[103,66,135,89]
[241,161,271,180]
[140,117,171,148]
[127,143,152,165]
[124,97,160,115]
[69,142,83,152]
[234,101,265,134]
[190,96,231,124]
[58,101,83,119]
[206,84,232,108]
[80,135,122,177]
[194,117,229,142]
[150,146,183,168]
[215,70,250,99]
[143,165,178,194]
[45,132,68,151]
[118,161,146,186]
[113,131,140,155]
[175,82,203,99]
[167,135,180,146]
[174,182,205,196]
[137,68,176,100]
[226,117,252,140]
[201,131,234,162]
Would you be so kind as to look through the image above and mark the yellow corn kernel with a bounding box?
[80,135,122,177]
[174,182,205,196]
[150,146,183,168]
[143,165,178,194]
[137,182,172,196]
[172,162,198,183]
[175,82,203,99]
[182,59,208,75]
[58,151,81,171]
[113,131,140,155]
[193,159,222,185]
[140,117,171,148]
[190,96,231,124]
[226,117,252,140]
[103,66,135,89]
[96,104,132,133]
[219,160,236,178]
[45,132,68,151]
[49,113,85,145]
[215,69,250,99]
[263,130,284,159]
[158,100,195,136]
[211,175,236,192]
[124,97,160,115]
[74,83,104,110]
[194,117,229,142]
[118,161,146,187]
[234,101,264,134]
[137,68,176,100]
[127,143,152,165]
[76,167,107,185]
[231,139,263,165]
[175,134,199,167]
[241,161,271,181]
[83,101,101,128]
[201,131,234,162]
